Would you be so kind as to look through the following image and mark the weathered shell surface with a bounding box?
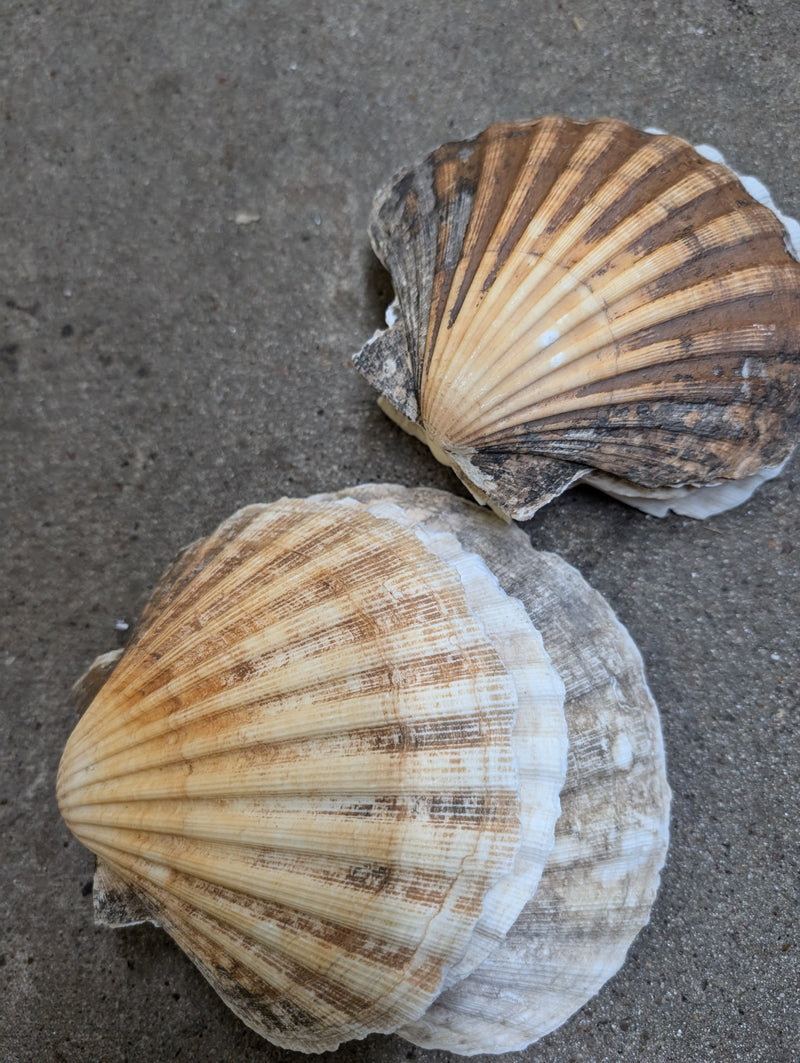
[57,496,568,1052]
[353,115,800,520]
[320,485,671,1054]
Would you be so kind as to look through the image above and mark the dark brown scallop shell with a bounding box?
[353,116,800,519]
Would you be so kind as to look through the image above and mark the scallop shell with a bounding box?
[319,485,671,1054]
[57,495,568,1053]
[353,116,800,520]
[59,485,671,1054]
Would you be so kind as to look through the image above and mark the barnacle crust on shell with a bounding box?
[353,115,800,519]
[57,496,568,1052]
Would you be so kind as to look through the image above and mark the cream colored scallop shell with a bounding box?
[57,495,568,1053]
[325,486,669,1054]
[353,116,800,520]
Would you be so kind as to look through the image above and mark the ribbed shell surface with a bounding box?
[57,497,567,1052]
[324,486,671,1053]
[353,116,800,519]
[312,495,568,988]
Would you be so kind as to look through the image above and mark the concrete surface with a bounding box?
[2,2,799,1061]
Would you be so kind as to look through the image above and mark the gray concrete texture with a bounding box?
[2,1,799,1060]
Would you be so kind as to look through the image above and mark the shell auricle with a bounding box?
[353,116,800,520]
[57,485,670,1054]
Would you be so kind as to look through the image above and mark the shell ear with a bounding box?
[71,649,124,714]
[354,116,800,520]
[357,322,420,424]
[451,445,590,522]
[93,861,155,929]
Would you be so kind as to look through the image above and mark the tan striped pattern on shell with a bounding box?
[57,497,568,1052]
[354,116,800,519]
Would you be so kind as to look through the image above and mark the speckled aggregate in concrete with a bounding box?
[2,2,799,1061]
